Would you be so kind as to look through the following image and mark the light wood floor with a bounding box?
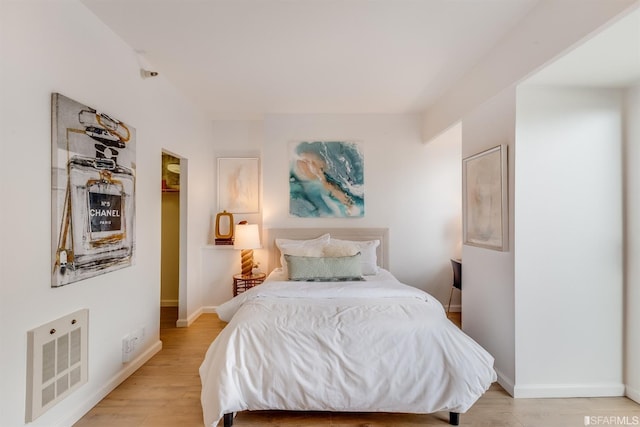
[75,308,639,427]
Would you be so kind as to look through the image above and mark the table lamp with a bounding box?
[233,222,261,276]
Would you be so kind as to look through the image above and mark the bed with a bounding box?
[199,228,496,427]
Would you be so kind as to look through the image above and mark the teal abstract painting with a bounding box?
[289,141,364,218]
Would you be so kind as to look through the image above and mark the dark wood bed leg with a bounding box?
[449,412,460,425]
[223,412,234,427]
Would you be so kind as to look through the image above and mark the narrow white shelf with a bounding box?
[202,245,235,250]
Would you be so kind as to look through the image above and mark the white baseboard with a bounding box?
[626,385,640,404]
[495,368,515,396]
[446,304,461,313]
[60,340,163,426]
[175,306,218,328]
[160,299,179,307]
[513,382,625,398]
[176,307,203,327]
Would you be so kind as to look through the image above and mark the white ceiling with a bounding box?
[81,0,540,119]
[524,8,640,87]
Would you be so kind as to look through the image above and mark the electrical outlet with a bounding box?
[122,327,145,364]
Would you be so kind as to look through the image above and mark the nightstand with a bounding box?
[233,272,266,296]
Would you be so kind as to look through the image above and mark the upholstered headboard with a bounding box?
[263,228,389,273]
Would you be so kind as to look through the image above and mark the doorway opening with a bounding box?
[161,151,185,326]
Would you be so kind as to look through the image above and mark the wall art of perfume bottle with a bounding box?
[51,93,136,287]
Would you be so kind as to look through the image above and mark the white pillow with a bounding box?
[322,241,359,257]
[330,238,380,275]
[275,233,330,272]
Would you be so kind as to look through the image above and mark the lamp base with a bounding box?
[240,249,254,276]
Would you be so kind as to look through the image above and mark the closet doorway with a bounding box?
[161,152,185,326]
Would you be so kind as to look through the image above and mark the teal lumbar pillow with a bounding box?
[284,253,363,281]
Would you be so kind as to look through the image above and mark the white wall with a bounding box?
[423,123,463,310]
[263,114,462,294]
[0,2,214,426]
[202,115,462,308]
[625,84,640,403]
[514,87,624,397]
[427,2,639,401]
[460,89,517,393]
[201,121,264,309]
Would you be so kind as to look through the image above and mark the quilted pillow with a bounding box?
[284,253,363,281]
[322,241,359,257]
[329,238,380,275]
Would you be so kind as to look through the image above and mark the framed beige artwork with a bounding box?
[217,157,260,214]
[462,145,508,251]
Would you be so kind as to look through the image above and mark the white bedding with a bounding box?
[200,269,496,427]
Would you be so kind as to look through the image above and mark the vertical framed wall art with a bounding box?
[462,144,508,251]
[51,93,136,287]
[289,141,364,218]
[217,157,260,213]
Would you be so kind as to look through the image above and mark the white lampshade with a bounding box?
[233,223,261,250]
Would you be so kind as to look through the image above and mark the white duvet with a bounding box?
[200,269,496,427]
